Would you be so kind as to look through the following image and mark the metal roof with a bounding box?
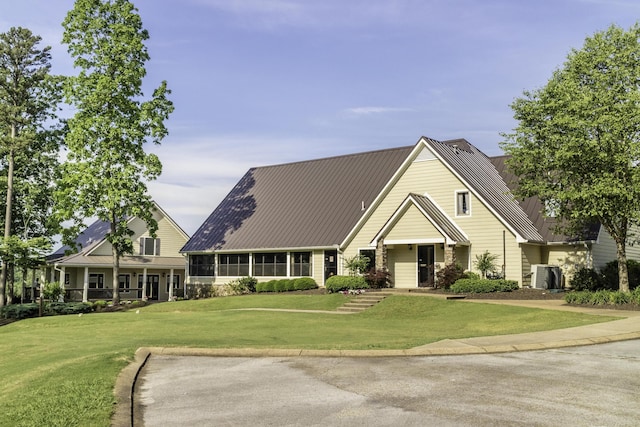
[181,146,414,252]
[426,138,545,243]
[53,254,185,269]
[409,193,470,244]
[489,155,600,242]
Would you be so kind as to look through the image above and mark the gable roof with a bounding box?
[181,146,414,252]
[424,138,544,243]
[372,193,469,246]
[49,202,189,261]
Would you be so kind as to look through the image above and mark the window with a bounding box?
[359,250,376,272]
[189,254,215,276]
[140,237,161,256]
[89,273,104,289]
[119,274,131,290]
[64,273,70,285]
[253,252,287,276]
[166,275,181,292]
[290,252,311,276]
[218,254,250,276]
[456,191,470,216]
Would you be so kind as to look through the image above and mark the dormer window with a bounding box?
[456,191,470,216]
[140,237,160,256]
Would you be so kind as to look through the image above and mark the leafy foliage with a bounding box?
[325,275,369,293]
[56,0,173,304]
[450,279,519,294]
[344,254,371,276]
[363,268,393,289]
[501,24,640,292]
[0,27,62,306]
[474,250,499,278]
[435,263,465,289]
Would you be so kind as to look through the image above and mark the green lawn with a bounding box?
[0,294,617,426]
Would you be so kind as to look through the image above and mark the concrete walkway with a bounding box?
[112,297,640,426]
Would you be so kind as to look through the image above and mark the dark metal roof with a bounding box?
[428,138,544,243]
[49,219,111,260]
[409,193,470,244]
[489,155,600,242]
[181,146,414,252]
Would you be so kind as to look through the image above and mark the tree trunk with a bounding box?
[615,238,630,293]
[111,219,120,305]
[0,145,15,307]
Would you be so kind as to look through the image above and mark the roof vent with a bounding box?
[361,201,366,211]
[452,144,459,154]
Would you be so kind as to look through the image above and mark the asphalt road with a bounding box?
[137,340,640,426]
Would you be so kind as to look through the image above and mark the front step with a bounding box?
[336,292,391,313]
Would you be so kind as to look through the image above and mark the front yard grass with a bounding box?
[0,294,617,426]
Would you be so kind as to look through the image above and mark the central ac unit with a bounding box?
[530,265,562,289]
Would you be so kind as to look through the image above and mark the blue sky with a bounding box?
[4,0,640,235]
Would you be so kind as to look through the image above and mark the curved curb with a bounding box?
[112,348,152,427]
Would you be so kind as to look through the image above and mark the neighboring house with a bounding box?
[46,203,189,302]
[181,137,640,290]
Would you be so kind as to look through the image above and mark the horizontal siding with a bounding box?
[389,246,416,288]
[345,145,526,285]
[385,205,443,241]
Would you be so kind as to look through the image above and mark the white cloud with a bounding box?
[342,106,415,116]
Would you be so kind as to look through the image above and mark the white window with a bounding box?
[119,274,131,290]
[166,275,181,292]
[140,237,161,256]
[456,191,470,216]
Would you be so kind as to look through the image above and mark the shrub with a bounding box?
[293,277,318,291]
[256,280,276,293]
[42,282,63,302]
[186,283,213,299]
[273,280,289,292]
[325,275,369,293]
[450,279,519,294]
[435,264,465,289]
[474,250,499,278]
[238,276,257,293]
[463,271,481,280]
[0,303,39,320]
[344,254,371,276]
[93,300,108,311]
[363,269,393,289]
[285,280,297,292]
[600,260,640,290]
[570,267,602,291]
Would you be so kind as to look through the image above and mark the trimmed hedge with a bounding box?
[325,275,369,293]
[450,279,519,294]
[256,278,319,293]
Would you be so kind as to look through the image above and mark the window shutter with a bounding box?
[139,238,144,255]
[155,238,161,256]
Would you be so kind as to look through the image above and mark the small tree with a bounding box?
[344,254,370,276]
[56,0,173,305]
[474,250,499,279]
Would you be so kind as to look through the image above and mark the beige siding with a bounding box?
[546,245,588,286]
[385,205,443,241]
[388,246,417,288]
[520,244,543,287]
[592,228,617,270]
[344,146,525,286]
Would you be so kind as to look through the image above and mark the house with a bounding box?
[181,136,639,290]
[46,203,189,302]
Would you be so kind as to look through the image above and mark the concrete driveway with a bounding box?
[137,339,640,426]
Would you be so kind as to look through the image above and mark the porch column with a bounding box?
[444,244,456,266]
[59,266,66,297]
[168,268,174,301]
[376,238,388,271]
[142,268,148,300]
[83,267,89,302]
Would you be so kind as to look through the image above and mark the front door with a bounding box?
[418,245,435,287]
[324,250,338,281]
[144,275,160,300]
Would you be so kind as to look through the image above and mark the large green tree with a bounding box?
[501,24,640,292]
[57,0,173,304]
[0,27,60,307]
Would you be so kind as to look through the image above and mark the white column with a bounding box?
[83,267,89,302]
[142,268,148,300]
[168,268,174,301]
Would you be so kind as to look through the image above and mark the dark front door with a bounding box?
[418,245,435,287]
[324,250,338,281]
[144,275,160,300]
